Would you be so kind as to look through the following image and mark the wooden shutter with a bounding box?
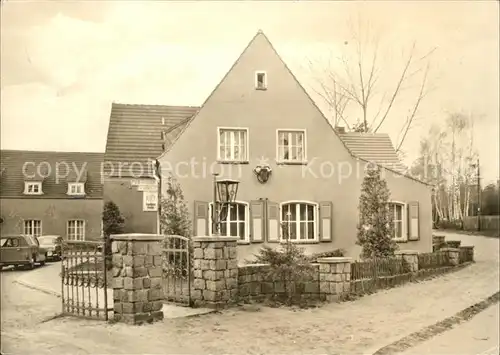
[267,201,280,243]
[250,200,265,242]
[407,201,420,241]
[193,201,209,236]
[319,201,333,242]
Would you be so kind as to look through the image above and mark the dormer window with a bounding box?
[67,182,85,196]
[255,71,267,90]
[24,182,43,195]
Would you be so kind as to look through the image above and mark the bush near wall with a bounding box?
[306,249,345,262]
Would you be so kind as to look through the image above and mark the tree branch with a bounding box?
[374,41,416,133]
[396,62,429,152]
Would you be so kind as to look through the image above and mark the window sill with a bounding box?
[394,238,408,243]
[23,192,44,196]
[276,161,308,166]
[279,240,319,245]
[255,87,267,91]
[217,160,249,165]
[237,240,251,245]
[67,194,86,198]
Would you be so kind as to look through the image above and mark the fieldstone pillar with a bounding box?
[441,247,460,266]
[460,246,475,263]
[111,233,164,325]
[395,250,419,272]
[432,235,446,252]
[191,236,238,309]
[318,257,352,302]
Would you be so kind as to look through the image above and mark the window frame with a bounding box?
[255,70,267,90]
[24,182,43,195]
[208,201,250,243]
[23,219,42,238]
[388,201,407,242]
[67,182,85,196]
[217,127,250,163]
[279,200,319,243]
[67,219,86,241]
[276,129,307,164]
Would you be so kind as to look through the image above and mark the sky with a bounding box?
[1,0,499,183]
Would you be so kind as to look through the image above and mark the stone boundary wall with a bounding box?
[108,234,476,325]
[238,264,321,303]
[236,247,475,303]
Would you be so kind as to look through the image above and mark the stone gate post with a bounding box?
[191,236,238,309]
[395,250,419,272]
[317,257,352,302]
[111,233,164,325]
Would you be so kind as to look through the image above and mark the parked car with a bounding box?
[37,235,62,261]
[0,235,47,270]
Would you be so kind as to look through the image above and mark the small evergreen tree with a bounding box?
[159,173,191,237]
[253,218,315,306]
[102,201,125,267]
[356,165,398,259]
[159,173,192,277]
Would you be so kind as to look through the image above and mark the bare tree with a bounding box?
[309,17,435,151]
[411,113,480,223]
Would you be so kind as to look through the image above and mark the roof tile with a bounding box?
[0,150,103,199]
[104,103,198,177]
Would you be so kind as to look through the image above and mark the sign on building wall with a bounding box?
[131,179,156,187]
[143,191,158,212]
[138,185,158,192]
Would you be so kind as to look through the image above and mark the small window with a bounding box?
[389,202,407,241]
[67,182,85,196]
[67,220,85,241]
[277,130,306,163]
[218,128,249,162]
[281,202,318,242]
[24,220,42,238]
[255,71,267,90]
[24,182,42,195]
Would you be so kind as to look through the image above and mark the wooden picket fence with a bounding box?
[417,251,451,270]
[350,257,412,295]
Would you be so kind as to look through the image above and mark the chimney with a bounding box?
[335,126,346,134]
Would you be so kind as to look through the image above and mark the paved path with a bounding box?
[402,301,499,355]
[1,232,498,354]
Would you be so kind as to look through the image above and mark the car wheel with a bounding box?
[40,256,46,266]
[27,256,36,270]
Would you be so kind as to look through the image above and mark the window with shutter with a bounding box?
[280,201,318,242]
[388,202,407,241]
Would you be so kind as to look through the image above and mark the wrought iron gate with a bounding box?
[60,240,112,320]
[162,235,192,306]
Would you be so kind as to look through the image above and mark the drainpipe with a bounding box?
[154,159,162,235]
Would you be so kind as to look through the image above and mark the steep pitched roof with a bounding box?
[338,132,408,173]
[157,30,426,185]
[104,103,198,177]
[0,150,103,199]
